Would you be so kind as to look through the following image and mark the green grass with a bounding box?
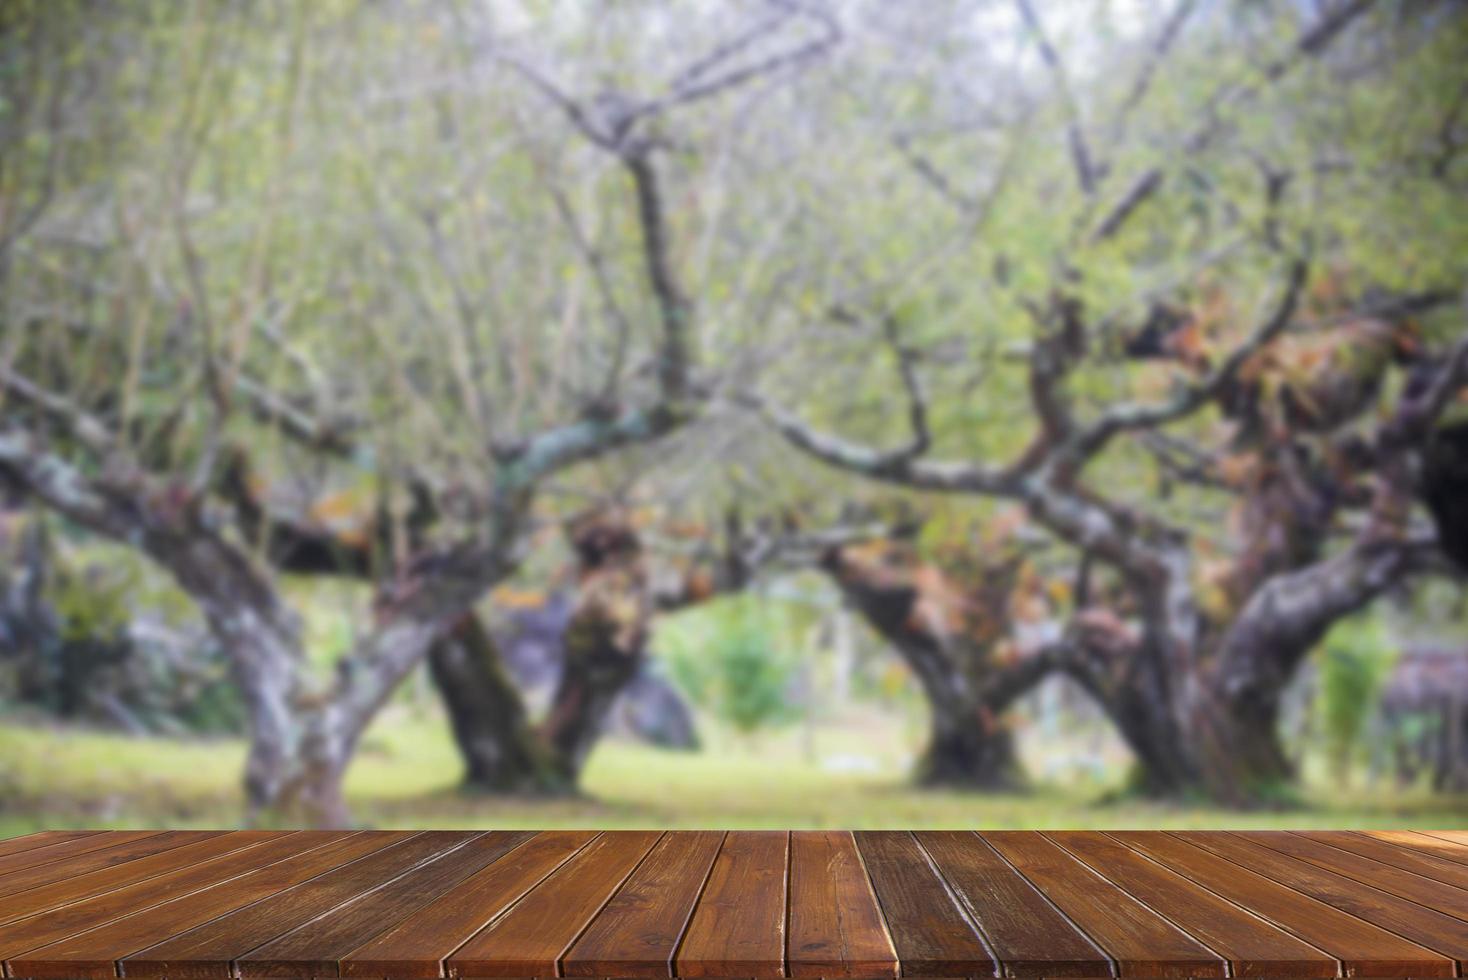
[2,706,1465,836]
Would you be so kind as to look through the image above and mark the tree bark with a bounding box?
[537,515,653,782]
[539,620,645,781]
[919,708,1022,788]
[427,612,565,793]
[820,541,1041,789]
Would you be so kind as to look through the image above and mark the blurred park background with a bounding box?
[2,0,1468,834]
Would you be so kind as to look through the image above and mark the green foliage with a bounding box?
[661,595,803,735]
[1314,617,1398,784]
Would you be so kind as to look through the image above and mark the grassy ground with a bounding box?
[2,704,1465,836]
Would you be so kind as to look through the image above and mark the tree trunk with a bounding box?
[1057,646,1212,798]
[818,543,1033,789]
[202,600,319,824]
[427,612,565,794]
[918,703,1022,788]
[539,612,645,782]
[532,512,657,784]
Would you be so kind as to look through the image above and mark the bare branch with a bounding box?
[1089,0,1377,243]
[1112,0,1198,130]
[0,368,116,453]
[1091,168,1164,243]
[1284,0,1375,66]
[651,2,840,118]
[1014,0,1095,195]
[891,134,985,214]
[742,389,1021,496]
[537,173,636,403]
[667,3,800,92]
[233,374,359,458]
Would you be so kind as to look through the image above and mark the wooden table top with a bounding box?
[0,831,1465,980]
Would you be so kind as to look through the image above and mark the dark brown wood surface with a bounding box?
[983,832,1224,979]
[854,830,995,977]
[786,830,895,979]
[0,829,1464,980]
[676,831,787,978]
[564,831,723,978]
[447,831,661,978]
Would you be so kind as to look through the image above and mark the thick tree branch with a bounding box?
[0,368,116,454]
[233,374,359,458]
[1065,256,1309,465]
[625,151,692,403]
[745,390,1023,495]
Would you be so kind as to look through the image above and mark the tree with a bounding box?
[816,529,1062,787]
[0,0,835,823]
[747,0,1468,801]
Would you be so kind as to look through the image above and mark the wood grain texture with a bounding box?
[675,831,789,979]
[238,831,533,978]
[6,829,1467,980]
[1183,832,1468,972]
[0,831,99,860]
[448,831,662,978]
[563,831,725,978]
[0,832,329,972]
[1236,831,1468,919]
[785,831,896,979]
[8,831,382,979]
[0,831,217,900]
[1416,829,1468,852]
[915,831,1106,978]
[854,831,995,978]
[1307,831,1468,887]
[983,832,1224,979]
[0,830,282,927]
[1362,830,1468,869]
[0,830,165,886]
[1045,831,1335,978]
[1110,832,1455,977]
[121,832,449,979]
[340,831,597,980]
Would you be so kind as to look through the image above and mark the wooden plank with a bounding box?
[5,828,1466,980]
[916,831,1107,978]
[1192,833,1468,968]
[675,832,789,979]
[1182,832,1468,971]
[0,830,163,881]
[6,831,384,980]
[785,831,896,979]
[0,830,284,927]
[1241,832,1468,917]
[0,830,218,900]
[1417,829,1468,852]
[982,832,1224,979]
[237,832,533,978]
[340,830,598,980]
[120,832,473,979]
[0,832,332,970]
[448,831,662,979]
[853,831,995,978]
[1046,831,1335,978]
[0,831,100,860]
[1110,831,1453,977]
[1361,831,1468,870]
[563,831,725,978]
